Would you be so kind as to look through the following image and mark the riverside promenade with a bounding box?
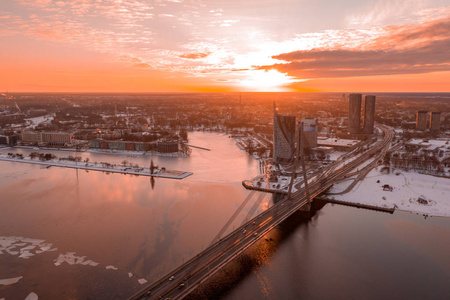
[0,156,192,179]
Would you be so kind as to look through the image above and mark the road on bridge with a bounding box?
[130,126,394,300]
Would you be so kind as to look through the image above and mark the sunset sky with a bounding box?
[1,0,449,92]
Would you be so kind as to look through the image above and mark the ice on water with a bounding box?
[0,276,23,286]
[2,235,149,289]
[0,236,57,259]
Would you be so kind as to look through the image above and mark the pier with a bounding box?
[0,156,192,179]
[186,144,211,151]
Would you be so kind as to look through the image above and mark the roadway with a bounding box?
[130,126,394,300]
[327,125,396,195]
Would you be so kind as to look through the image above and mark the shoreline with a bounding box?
[9,146,190,158]
[242,164,450,218]
[326,167,450,218]
[315,196,395,214]
[0,156,192,179]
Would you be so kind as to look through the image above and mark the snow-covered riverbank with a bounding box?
[0,155,192,179]
[327,167,450,217]
[12,146,190,158]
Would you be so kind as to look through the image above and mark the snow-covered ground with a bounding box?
[252,175,297,193]
[328,167,450,217]
[328,151,347,161]
[24,114,54,128]
[88,148,189,158]
[406,138,450,151]
[12,146,190,158]
[0,155,192,179]
[233,136,270,160]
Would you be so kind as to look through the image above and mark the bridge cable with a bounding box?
[240,193,266,226]
[209,190,256,246]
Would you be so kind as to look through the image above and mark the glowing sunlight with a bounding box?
[238,70,303,92]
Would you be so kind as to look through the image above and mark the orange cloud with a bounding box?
[291,70,450,93]
[260,16,450,79]
[1,1,449,92]
[179,52,211,59]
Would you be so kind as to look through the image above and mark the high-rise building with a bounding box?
[0,135,18,146]
[416,111,428,131]
[348,93,362,134]
[273,104,296,164]
[429,112,441,131]
[363,95,376,134]
[299,118,318,151]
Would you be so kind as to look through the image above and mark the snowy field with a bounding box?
[328,167,450,217]
[24,114,54,128]
[328,151,347,161]
[88,148,189,158]
[0,155,192,179]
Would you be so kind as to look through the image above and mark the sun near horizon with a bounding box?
[1,0,450,93]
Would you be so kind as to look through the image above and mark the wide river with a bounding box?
[1,132,449,299]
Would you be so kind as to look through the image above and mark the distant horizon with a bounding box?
[1,1,449,93]
[3,91,450,95]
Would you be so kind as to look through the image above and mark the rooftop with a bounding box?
[317,137,360,148]
[406,138,450,150]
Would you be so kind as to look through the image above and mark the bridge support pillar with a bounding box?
[299,202,311,212]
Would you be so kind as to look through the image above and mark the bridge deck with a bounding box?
[130,126,394,300]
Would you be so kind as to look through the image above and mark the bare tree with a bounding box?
[150,159,155,174]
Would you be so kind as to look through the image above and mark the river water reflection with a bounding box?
[220,203,450,300]
[1,132,449,299]
[0,132,269,299]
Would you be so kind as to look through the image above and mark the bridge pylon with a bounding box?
[287,122,311,211]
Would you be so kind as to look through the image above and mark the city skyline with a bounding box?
[1,0,450,93]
